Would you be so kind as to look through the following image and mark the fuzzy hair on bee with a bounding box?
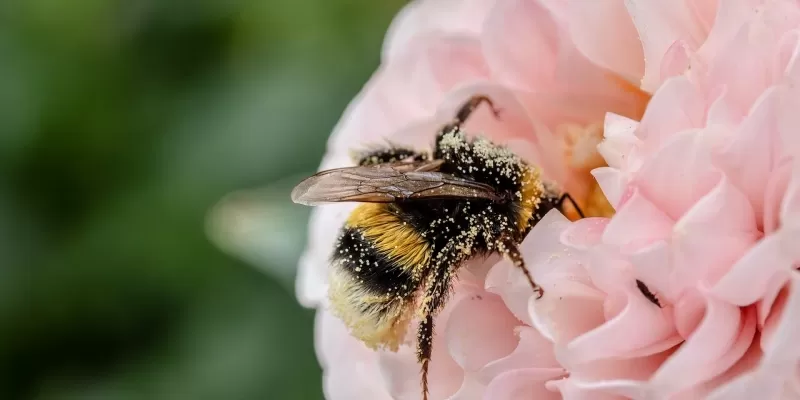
[291,95,584,400]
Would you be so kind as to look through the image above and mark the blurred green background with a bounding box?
[0,1,406,399]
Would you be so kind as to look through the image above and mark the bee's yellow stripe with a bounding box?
[346,203,430,275]
[516,166,544,232]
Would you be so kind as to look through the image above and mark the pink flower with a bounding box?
[295,0,800,399]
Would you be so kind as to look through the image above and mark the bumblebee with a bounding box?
[292,96,584,400]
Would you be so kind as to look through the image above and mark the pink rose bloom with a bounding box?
[295,0,800,399]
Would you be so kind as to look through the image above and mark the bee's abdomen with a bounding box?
[327,204,430,350]
[334,228,418,294]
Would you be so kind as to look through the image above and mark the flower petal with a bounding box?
[625,0,709,91]
[634,129,721,220]
[481,0,559,90]
[650,295,756,396]
[603,189,674,251]
[297,203,356,307]
[480,326,561,382]
[710,233,793,308]
[382,0,494,62]
[483,368,564,400]
[446,292,519,372]
[558,288,678,366]
[564,0,644,84]
[635,76,707,152]
[598,112,642,170]
[670,178,760,290]
[712,88,781,225]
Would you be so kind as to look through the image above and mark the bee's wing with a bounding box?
[291,160,502,205]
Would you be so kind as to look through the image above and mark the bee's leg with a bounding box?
[636,279,662,308]
[416,260,456,400]
[353,148,428,166]
[440,95,502,133]
[557,193,585,218]
[453,95,501,126]
[417,313,434,400]
[499,239,543,299]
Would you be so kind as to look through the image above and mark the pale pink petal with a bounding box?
[481,0,559,90]
[316,310,359,369]
[484,0,651,123]
[445,292,519,372]
[297,203,356,307]
[560,217,609,250]
[695,336,763,399]
[483,369,564,400]
[421,36,492,94]
[673,289,707,338]
[712,87,781,225]
[706,87,741,127]
[547,378,629,400]
[519,210,576,275]
[625,0,709,91]
[580,246,636,299]
[378,346,429,400]
[324,366,394,400]
[780,162,800,226]
[707,368,794,400]
[706,2,800,106]
[484,261,533,325]
[563,0,644,84]
[765,161,793,234]
[564,350,673,384]
[629,242,674,300]
[296,251,330,308]
[635,76,707,150]
[529,290,606,346]
[558,288,678,366]
[592,167,627,208]
[762,275,800,367]
[687,0,720,34]
[774,28,800,81]
[660,40,692,83]
[602,189,674,251]
[598,112,641,169]
[696,0,765,63]
[670,178,760,290]
[650,296,755,396]
[710,277,800,399]
[711,234,793,307]
[480,326,561,382]
[382,0,495,62]
[318,311,394,400]
[761,285,789,348]
[448,373,486,400]
[634,130,721,220]
[778,72,800,159]
[704,23,773,118]
[379,341,463,400]
[758,276,789,328]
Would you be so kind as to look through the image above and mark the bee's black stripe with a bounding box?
[332,227,419,296]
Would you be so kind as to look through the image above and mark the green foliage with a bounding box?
[0,0,406,398]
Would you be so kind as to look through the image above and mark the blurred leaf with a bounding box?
[207,175,312,290]
[0,0,407,399]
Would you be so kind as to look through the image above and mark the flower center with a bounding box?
[557,122,616,219]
